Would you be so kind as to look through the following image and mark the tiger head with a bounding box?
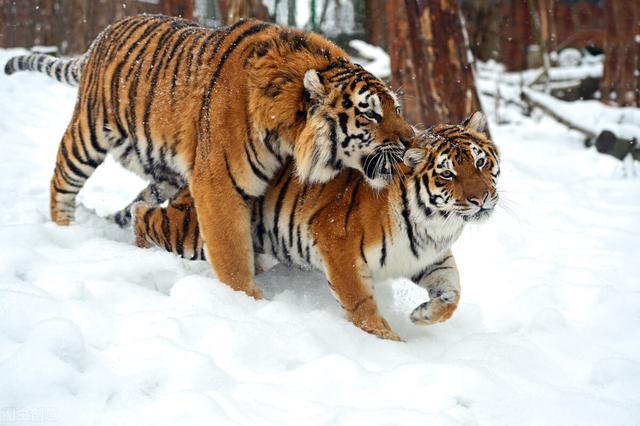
[295,60,414,190]
[403,112,500,222]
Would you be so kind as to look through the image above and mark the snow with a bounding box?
[349,39,391,79]
[523,87,640,141]
[477,59,603,86]
[1,47,640,425]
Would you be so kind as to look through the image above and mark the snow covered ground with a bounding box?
[1,47,640,425]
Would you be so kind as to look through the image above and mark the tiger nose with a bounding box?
[467,192,489,207]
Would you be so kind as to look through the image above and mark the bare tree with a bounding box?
[600,0,640,107]
[387,0,484,128]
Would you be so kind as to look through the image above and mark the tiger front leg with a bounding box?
[321,250,401,341]
[190,160,263,300]
[410,250,461,325]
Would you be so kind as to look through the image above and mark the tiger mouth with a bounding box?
[360,146,404,182]
[461,207,494,222]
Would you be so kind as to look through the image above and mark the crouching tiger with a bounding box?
[4,14,413,299]
[132,112,500,340]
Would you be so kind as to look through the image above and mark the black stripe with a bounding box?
[288,193,299,247]
[57,166,83,188]
[111,20,167,137]
[52,182,78,195]
[62,60,72,84]
[176,207,190,258]
[142,208,157,246]
[359,233,368,264]
[246,133,267,170]
[184,32,207,82]
[296,225,304,261]
[244,144,269,182]
[59,143,90,180]
[199,23,271,137]
[167,29,193,100]
[272,175,292,241]
[380,226,387,267]
[343,179,361,229]
[70,130,100,168]
[414,177,432,217]
[327,116,339,169]
[191,222,201,261]
[160,209,172,252]
[223,152,252,202]
[255,196,266,250]
[54,62,63,82]
[144,23,176,80]
[263,129,282,163]
[400,180,419,257]
[36,55,46,72]
[281,237,292,263]
[143,27,179,164]
[423,266,453,280]
[44,58,54,76]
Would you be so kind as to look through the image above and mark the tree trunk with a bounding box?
[388,0,484,128]
[221,0,270,24]
[600,0,640,107]
[161,0,194,19]
[364,0,387,50]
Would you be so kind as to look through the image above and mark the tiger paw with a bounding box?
[360,318,402,341]
[367,325,402,341]
[51,208,74,226]
[350,300,402,341]
[106,209,132,227]
[410,290,459,325]
[246,285,264,300]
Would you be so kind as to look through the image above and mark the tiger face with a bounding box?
[296,61,414,190]
[404,112,500,222]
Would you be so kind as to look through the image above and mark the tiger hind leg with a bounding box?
[50,118,107,225]
[132,188,273,275]
[132,187,206,260]
[108,181,181,227]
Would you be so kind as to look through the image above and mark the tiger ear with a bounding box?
[462,111,487,134]
[403,148,425,167]
[303,69,325,103]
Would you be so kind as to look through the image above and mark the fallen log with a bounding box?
[521,88,640,161]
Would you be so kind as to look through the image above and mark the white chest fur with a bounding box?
[368,203,465,281]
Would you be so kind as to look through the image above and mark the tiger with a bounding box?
[4,14,414,299]
[131,112,500,340]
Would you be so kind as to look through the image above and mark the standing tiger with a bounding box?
[132,113,500,340]
[4,14,414,299]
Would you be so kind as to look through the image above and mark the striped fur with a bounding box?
[4,14,413,299]
[133,113,500,340]
[4,53,84,86]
